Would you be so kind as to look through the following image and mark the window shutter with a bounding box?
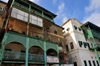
[83,42,87,48]
[74,25,77,30]
[84,60,87,66]
[78,41,82,47]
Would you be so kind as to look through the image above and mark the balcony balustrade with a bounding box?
[3,51,44,61]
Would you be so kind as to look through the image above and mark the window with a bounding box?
[54,27,57,34]
[63,31,65,34]
[46,28,50,32]
[74,25,77,30]
[67,28,70,31]
[88,61,92,66]
[83,42,87,48]
[78,41,82,47]
[93,61,96,66]
[87,43,91,50]
[78,27,81,31]
[59,42,62,47]
[66,45,69,51]
[11,7,43,27]
[91,43,93,47]
[96,61,99,66]
[70,42,74,49]
[84,60,87,66]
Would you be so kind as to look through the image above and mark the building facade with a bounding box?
[0,0,69,66]
[62,18,100,66]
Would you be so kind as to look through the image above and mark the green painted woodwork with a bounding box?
[44,42,47,66]
[88,61,92,66]
[46,41,59,53]
[25,38,29,66]
[82,29,92,40]
[74,25,77,30]
[3,61,25,63]
[29,38,44,50]
[93,60,96,66]
[78,41,82,47]
[14,1,54,23]
[4,32,26,47]
[83,42,87,48]
[81,22,100,64]
[87,42,93,50]
[2,31,59,53]
[84,60,87,66]
[94,49,100,64]
[1,33,8,60]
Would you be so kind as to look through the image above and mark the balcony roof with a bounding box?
[81,21,100,31]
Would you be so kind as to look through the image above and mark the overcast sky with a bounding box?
[2,0,100,26]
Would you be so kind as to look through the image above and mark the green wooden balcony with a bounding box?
[2,30,59,56]
[3,51,44,61]
[14,2,54,22]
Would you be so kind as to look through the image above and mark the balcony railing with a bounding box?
[3,51,44,61]
[28,53,44,61]
[3,51,25,60]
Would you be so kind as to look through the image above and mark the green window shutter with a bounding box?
[78,27,81,31]
[83,42,87,48]
[93,61,96,66]
[74,25,77,30]
[66,45,69,51]
[84,60,87,66]
[87,43,91,50]
[78,41,82,47]
[91,43,93,47]
[70,42,74,49]
[88,61,92,66]
[96,61,99,66]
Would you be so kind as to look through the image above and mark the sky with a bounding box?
[2,0,100,26]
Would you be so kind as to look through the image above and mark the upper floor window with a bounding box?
[46,28,50,32]
[67,28,70,31]
[78,41,82,47]
[74,25,77,30]
[88,61,92,66]
[66,45,69,51]
[78,27,81,31]
[54,26,57,34]
[63,31,65,34]
[70,42,74,49]
[11,7,43,27]
[83,42,87,48]
[93,61,96,66]
[84,60,87,66]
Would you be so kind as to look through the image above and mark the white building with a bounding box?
[62,18,100,66]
